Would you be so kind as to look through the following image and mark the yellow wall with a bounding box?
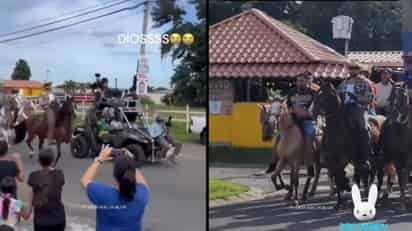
[22,88,43,97]
[209,115,232,143]
[209,103,276,148]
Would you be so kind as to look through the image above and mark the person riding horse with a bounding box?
[337,63,375,178]
[400,51,412,127]
[39,82,57,145]
[264,71,319,173]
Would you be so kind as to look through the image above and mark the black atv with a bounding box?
[71,98,181,164]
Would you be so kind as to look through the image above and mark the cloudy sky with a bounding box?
[0,0,197,89]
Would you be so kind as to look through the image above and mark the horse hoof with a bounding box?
[293,200,300,206]
[381,193,389,200]
[284,194,292,201]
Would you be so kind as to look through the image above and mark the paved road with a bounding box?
[210,165,412,231]
[9,142,206,231]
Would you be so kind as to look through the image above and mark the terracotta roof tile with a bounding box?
[209,8,351,79]
[348,51,403,67]
[209,63,349,79]
[0,80,44,89]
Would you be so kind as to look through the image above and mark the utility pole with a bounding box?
[135,1,149,96]
[402,0,412,66]
[115,78,118,89]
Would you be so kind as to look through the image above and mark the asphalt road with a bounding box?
[210,167,412,231]
[9,141,206,231]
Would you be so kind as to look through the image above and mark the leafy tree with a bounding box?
[151,0,206,106]
[11,59,31,80]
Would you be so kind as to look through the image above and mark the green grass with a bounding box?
[209,146,272,166]
[209,179,249,201]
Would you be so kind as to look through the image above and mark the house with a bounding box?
[0,80,44,97]
[209,8,352,147]
[348,51,404,82]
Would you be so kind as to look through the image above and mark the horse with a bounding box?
[259,101,321,203]
[14,96,75,165]
[310,82,388,209]
[378,82,412,209]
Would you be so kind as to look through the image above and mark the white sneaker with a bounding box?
[166,147,176,159]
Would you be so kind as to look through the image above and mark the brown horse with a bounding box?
[260,102,321,203]
[15,96,75,165]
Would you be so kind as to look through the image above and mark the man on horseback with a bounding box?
[263,72,319,174]
[39,82,57,145]
[400,51,412,127]
[337,63,375,176]
[286,72,319,153]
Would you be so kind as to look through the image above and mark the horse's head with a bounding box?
[310,82,341,118]
[260,104,274,142]
[387,82,409,124]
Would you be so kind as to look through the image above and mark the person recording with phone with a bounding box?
[81,145,149,231]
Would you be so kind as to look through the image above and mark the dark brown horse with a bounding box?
[378,83,412,209]
[15,96,75,165]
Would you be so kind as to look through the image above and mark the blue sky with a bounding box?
[0,0,198,89]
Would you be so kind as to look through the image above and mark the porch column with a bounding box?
[246,78,251,101]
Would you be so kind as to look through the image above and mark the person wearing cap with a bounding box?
[287,72,318,149]
[375,68,393,115]
[337,63,374,174]
[39,82,57,144]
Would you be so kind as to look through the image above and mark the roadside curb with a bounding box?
[209,186,265,208]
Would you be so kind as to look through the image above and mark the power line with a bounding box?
[0,1,155,43]
[8,0,127,29]
[0,0,139,38]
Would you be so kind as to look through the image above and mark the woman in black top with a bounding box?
[24,148,66,231]
[0,141,24,197]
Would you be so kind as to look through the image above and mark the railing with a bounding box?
[144,104,206,134]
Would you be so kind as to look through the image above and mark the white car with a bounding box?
[190,116,206,145]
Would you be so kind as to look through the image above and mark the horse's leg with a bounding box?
[270,158,287,191]
[292,163,300,204]
[397,167,408,209]
[309,156,321,197]
[334,161,347,210]
[26,133,35,158]
[54,142,62,167]
[38,137,44,151]
[301,165,313,201]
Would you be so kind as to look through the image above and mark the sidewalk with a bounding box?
[209,164,334,207]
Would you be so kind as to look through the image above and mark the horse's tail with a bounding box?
[14,121,26,144]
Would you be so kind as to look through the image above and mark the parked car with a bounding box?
[190,116,206,145]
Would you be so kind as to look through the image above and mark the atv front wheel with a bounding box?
[71,135,89,158]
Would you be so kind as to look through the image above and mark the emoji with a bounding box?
[351,184,377,221]
[170,33,181,45]
[182,33,194,45]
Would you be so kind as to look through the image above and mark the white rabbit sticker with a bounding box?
[351,184,377,221]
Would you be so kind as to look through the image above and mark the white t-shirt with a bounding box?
[375,82,392,107]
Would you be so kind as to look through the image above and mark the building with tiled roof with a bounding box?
[209,8,352,114]
[348,51,403,68]
[0,80,45,97]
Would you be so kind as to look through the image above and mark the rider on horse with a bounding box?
[264,71,319,173]
[39,82,57,145]
[400,51,412,127]
[286,71,319,154]
[337,63,375,174]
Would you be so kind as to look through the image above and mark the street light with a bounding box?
[46,69,50,82]
[331,15,354,56]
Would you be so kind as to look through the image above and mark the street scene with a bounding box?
[209,1,412,231]
[0,0,206,230]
